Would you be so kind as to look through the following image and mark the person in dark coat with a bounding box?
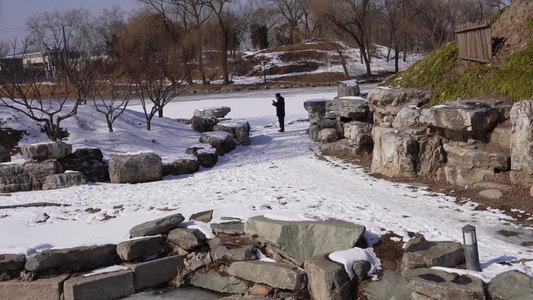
[272,93,285,132]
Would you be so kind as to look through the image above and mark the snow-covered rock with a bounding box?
[109,152,162,184]
[214,119,251,146]
[194,106,231,118]
[245,216,366,266]
[367,87,432,127]
[42,171,88,190]
[199,131,237,156]
[21,141,72,162]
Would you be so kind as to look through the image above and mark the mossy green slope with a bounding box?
[383,40,533,106]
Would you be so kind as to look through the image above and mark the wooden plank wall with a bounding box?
[455,21,492,63]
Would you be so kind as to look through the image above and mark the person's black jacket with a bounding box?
[273,96,285,117]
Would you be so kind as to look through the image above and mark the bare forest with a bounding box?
[0,0,508,139]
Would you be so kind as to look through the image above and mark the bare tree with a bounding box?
[25,8,103,81]
[204,0,250,85]
[249,4,280,46]
[0,40,91,141]
[139,0,212,85]
[0,11,108,141]
[92,62,135,133]
[380,0,406,72]
[94,6,128,58]
[0,40,9,57]
[177,0,212,85]
[322,0,376,77]
[115,11,188,130]
[270,0,305,44]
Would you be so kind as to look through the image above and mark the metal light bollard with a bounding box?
[462,224,481,271]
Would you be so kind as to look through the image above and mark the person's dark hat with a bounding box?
[275,93,281,97]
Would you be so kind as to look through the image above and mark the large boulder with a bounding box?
[308,125,321,142]
[191,270,248,294]
[392,106,427,129]
[211,221,246,236]
[304,100,327,124]
[318,128,340,144]
[326,97,369,121]
[167,228,207,251]
[227,261,306,291]
[488,270,533,300]
[371,126,445,178]
[186,146,219,168]
[490,125,512,149]
[109,152,162,184]
[244,216,366,266]
[191,115,217,132]
[304,254,356,300]
[190,210,214,223]
[0,159,63,193]
[401,236,464,272]
[58,148,109,182]
[42,171,88,190]
[0,254,26,280]
[362,270,411,300]
[129,213,185,238]
[21,141,72,162]
[344,121,373,154]
[125,256,182,292]
[445,167,496,187]
[422,98,508,142]
[318,118,344,135]
[367,87,432,127]
[200,131,237,156]
[162,157,199,176]
[405,268,486,300]
[196,149,219,168]
[510,100,533,186]
[444,143,510,170]
[320,139,359,158]
[0,254,26,271]
[116,236,166,262]
[24,244,119,273]
[0,145,10,163]
[337,81,360,97]
[214,119,251,146]
[417,135,446,176]
[62,269,135,300]
[194,106,231,118]
[371,128,419,178]
[208,238,256,263]
[444,144,510,186]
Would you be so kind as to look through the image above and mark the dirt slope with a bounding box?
[492,0,533,61]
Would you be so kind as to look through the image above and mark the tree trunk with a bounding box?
[394,43,399,73]
[334,43,350,79]
[106,115,114,133]
[221,41,230,85]
[360,45,372,77]
[199,53,207,85]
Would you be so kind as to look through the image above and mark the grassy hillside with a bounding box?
[383,0,533,106]
[384,41,533,106]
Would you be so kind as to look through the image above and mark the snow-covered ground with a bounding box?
[231,43,424,84]
[1,83,532,282]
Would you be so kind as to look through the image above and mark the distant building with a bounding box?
[2,51,51,82]
[0,58,24,78]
